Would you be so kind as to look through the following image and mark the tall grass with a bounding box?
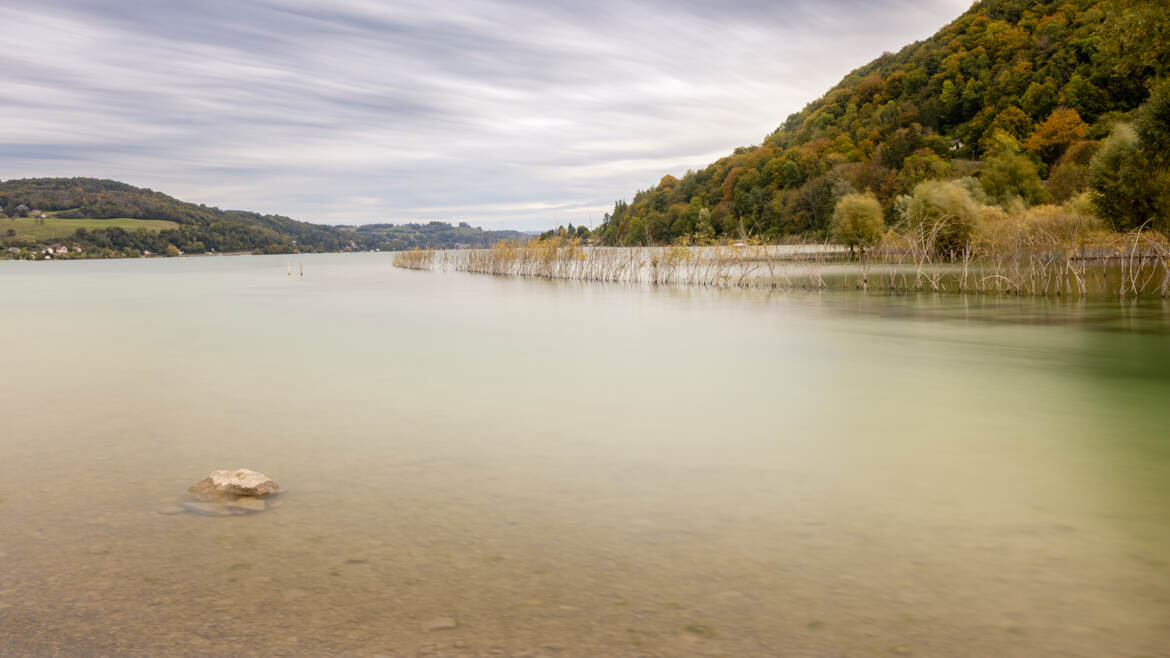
[392,247,436,270]
[865,206,1170,297]
[398,238,850,289]
[394,219,1170,299]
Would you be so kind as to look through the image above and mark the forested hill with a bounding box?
[0,177,526,257]
[347,222,531,250]
[596,0,1170,245]
[0,177,357,255]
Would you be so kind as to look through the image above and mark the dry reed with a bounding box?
[393,226,1170,298]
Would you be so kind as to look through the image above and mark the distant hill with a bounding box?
[596,0,1170,245]
[0,177,528,258]
[0,177,357,256]
[347,221,530,250]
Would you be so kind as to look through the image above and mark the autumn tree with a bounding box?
[899,180,984,255]
[1047,141,1099,202]
[829,193,884,252]
[1089,124,1163,230]
[1026,108,1089,164]
[1089,82,1170,230]
[594,0,1170,246]
[980,150,1049,207]
[1099,0,1170,106]
[979,106,1033,155]
[1059,74,1108,121]
[1137,78,1170,167]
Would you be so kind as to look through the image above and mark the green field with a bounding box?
[1,216,180,241]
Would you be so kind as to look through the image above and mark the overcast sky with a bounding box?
[0,0,972,229]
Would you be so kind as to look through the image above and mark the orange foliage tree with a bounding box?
[1026,107,1089,164]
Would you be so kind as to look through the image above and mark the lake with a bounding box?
[1,253,1168,657]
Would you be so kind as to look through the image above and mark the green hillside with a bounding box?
[596,0,1170,245]
[0,178,528,258]
[0,177,358,256]
[3,217,180,242]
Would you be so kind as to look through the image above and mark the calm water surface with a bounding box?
[1,253,1169,657]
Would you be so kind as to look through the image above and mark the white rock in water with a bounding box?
[188,469,280,498]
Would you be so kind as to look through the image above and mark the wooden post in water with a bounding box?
[300,262,303,277]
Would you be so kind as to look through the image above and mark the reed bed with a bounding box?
[393,228,1170,298]
[392,247,436,270]
[865,215,1170,297]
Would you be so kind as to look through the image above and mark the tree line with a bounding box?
[594,0,1170,247]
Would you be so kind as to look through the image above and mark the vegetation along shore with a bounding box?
[397,0,1170,298]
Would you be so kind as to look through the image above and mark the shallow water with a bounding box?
[1,253,1169,657]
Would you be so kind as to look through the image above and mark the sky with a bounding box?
[0,0,973,230]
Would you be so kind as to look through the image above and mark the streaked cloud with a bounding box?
[0,0,972,229]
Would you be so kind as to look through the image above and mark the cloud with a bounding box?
[0,0,972,229]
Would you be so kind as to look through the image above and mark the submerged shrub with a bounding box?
[975,198,1106,265]
[900,180,985,254]
[1019,204,1105,241]
[829,193,884,250]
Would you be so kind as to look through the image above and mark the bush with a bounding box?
[976,200,1106,262]
[1019,204,1105,241]
[829,193,884,250]
[1138,78,1170,167]
[1047,162,1090,202]
[1089,124,1168,230]
[1056,140,1100,167]
[900,180,985,254]
[980,150,1050,206]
